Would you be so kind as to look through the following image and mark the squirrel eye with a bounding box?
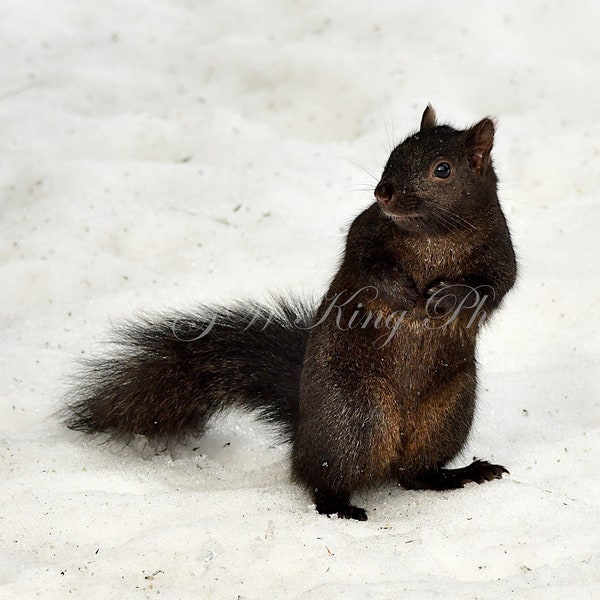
[433,162,451,179]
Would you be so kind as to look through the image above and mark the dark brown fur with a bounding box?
[63,107,517,521]
[292,107,516,519]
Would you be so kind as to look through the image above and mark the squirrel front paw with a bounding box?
[423,280,470,316]
[422,279,496,325]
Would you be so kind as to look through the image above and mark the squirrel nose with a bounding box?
[374,181,394,206]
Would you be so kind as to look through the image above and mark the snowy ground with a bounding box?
[1,1,599,597]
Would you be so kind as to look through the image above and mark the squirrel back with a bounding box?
[63,106,517,521]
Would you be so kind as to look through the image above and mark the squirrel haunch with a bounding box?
[63,107,517,521]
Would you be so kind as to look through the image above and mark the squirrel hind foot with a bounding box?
[400,459,509,491]
[315,495,368,521]
[462,459,509,484]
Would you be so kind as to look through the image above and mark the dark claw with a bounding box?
[468,459,509,483]
[400,459,509,491]
[316,497,368,521]
[424,280,462,315]
[336,505,368,521]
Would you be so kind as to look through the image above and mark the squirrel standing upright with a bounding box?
[64,106,517,521]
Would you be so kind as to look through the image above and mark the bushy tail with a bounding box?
[62,298,313,444]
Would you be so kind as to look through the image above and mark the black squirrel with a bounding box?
[64,106,517,521]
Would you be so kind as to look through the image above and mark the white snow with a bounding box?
[1,1,599,597]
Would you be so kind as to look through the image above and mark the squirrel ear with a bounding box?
[466,118,495,173]
[420,105,437,132]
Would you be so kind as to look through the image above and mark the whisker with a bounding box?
[349,186,377,194]
[383,119,391,154]
[431,213,456,234]
[435,206,477,231]
[388,104,397,150]
[373,136,391,156]
[335,156,379,183]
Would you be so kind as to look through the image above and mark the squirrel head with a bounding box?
[374,106,498,233]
